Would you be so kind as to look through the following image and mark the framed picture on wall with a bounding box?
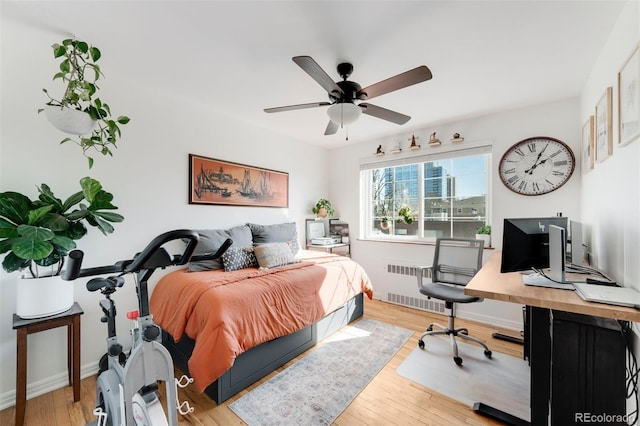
[581,115,594,174]
[189,154,289,207]
[595,86,613,163]
[618,44,639,147]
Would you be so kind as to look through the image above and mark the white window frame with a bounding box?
[359,144,492,242]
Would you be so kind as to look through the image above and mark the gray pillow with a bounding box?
[247,222,300,254]
[188,225,253,272]
[254,242,296,269]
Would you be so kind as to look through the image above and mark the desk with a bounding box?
[12,302,83,426]
[466,253,640,425]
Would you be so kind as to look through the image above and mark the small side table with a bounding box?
[12,302,83,426]
[306,243,351,257]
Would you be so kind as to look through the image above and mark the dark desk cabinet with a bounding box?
[550,311,626,425]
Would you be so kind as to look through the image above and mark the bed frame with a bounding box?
[162,292,364,403]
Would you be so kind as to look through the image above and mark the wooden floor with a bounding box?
[1,298,523,425]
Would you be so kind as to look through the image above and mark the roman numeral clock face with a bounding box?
[499,137,575,196]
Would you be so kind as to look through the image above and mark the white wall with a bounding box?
[0,15,329,407]
[580,0,639,291]
[579,0,640,347]
[329,97,582,330]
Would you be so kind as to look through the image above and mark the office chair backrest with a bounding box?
[433,238,484,286]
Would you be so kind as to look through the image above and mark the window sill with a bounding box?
[358,237,495,249]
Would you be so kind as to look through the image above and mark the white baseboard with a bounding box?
[0,361,98,411]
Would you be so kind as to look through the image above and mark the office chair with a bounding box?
[416,237,492,366]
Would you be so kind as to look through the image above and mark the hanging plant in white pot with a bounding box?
[38,39,130,168]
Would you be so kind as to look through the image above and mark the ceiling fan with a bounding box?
[264,56,433,136]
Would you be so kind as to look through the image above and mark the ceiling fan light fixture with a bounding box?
[327,102,361,126]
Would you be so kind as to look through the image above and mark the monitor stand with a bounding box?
[523,225,574,290]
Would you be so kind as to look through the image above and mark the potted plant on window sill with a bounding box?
[0,177,124,318]
[475,225,491,247]
[394,207,418,235]
[38,38,130,168]
[312,199,334,219]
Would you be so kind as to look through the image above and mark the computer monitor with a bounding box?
[500,216,569,273]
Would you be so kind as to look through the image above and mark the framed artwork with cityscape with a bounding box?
[189,154,289,207]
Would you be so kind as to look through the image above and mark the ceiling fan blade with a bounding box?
[324,120,339,135]
[360,103,411,125]
[360,66,432,100]
[264,101,331,113]
[293,56,344,96]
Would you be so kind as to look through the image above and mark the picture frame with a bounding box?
[618,44,639,147]
[581,115,594,174]
[595,86,613,163]
[189,154,288,207]
[305,219,325,243]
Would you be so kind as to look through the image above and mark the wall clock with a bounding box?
[498,136,575,196]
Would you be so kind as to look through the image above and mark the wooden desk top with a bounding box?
[465,252,640,322]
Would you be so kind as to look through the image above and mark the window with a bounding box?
[361,147,491,241]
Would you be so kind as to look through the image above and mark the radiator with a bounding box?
[387,292,446,313]
[385,262,445,313]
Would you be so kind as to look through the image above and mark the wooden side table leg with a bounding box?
[67,324,72,387]
[15,328,27,426]
[72,315,81,402]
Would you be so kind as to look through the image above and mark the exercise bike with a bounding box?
[63,229,232,426]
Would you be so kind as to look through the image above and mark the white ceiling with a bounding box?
[2,0,626,148]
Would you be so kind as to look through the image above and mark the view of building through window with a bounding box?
[363,152,490,240]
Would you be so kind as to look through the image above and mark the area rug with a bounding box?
[396,337,531,422]
[229,318,413,425]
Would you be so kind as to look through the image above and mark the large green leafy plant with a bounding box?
[39,39,130,168]
[0,177,124,277]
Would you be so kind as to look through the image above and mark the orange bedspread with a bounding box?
[150,251,373,392]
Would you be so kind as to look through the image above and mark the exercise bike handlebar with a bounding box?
[62,229,232,281]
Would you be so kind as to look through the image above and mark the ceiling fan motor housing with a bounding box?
[331,80,366,103]
[328,63,367,103]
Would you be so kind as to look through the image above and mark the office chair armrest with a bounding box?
[415,265,433,289]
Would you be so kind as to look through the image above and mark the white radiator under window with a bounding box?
[385,262,445,313]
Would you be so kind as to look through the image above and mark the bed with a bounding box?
[149,222,373,403]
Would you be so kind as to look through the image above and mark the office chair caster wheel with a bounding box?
[426,325,433,332]
[484,350,492,359]
[454,356,463,366]
[418,339,425,349]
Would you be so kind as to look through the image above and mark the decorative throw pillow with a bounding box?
[247,222,300,255]
[222,246,258,272]
[188,225,253,272]
[253,242,297,269]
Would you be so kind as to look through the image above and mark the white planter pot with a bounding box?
[16,274,74,319]
[475,234,491,248]
[43,105,97,136]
